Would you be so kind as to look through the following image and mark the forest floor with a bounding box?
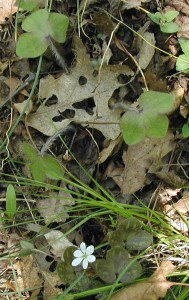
[1,1,189,299]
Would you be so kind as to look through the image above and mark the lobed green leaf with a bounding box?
[16,9,69,58]
[18,0,38,11]
[125,229,153,251]
[160,22,179,33]
[176,54,189,71]
[142,113,169,138]
[139,91,175,114]
[163,10,179,22]
[16,33,48,58]
[22,9,51,36]
[182,123,189,138]
[179,38,189,56]
[49,13,69,43]
[120,110,145,145]
[148,12,162,25]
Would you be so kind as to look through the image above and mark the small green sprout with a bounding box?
[16,0,38,11]
[176,38,189,71]
[149,10,179,33]
[16,9,69,58]
[23,143,65,182]
[182,118,189,138]
[6,184,17,220]
[120,91,175,145]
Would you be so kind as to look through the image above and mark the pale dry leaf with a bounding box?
[44,230,74,260]
[27,36,134,140]
[168,218,188,233]
[102,39,113,64]
[0,0,18,24]
[176,15,189,38]
[98,135,122,164]
[137,32,155,70]
[41,270,62,300]
[174,196,189,213]
[110,261,176,300]
[166,0,189,16]
[37,186,75,224]
[158,188,181,205]
[0,61,9,75]
[5,77,29,97]
[111,132,175,194]
[14,255,43,299]
[14,99,33,115]
[154,170,186,187]
[122,0,150,10]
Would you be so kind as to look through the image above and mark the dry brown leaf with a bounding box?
[14,99,33,116]
[15,255,43,299]
[5,77,29,97]
[41,270,62,300]
[143,72,168,92]
[137,32,155,70]
[158,188,181,205]
[154,170,186,187]
[0,0,18,24]
[167,0,189,16]
[110,261,176,300]
[174,198,189,213]
[37,185,75,224]
[176,15,189,38]
[122,0,150,10]
[0,61,9,75]
[44,230,74,260]
[27,36,134,139]
[111,132,174,194]
[98,135,122,164]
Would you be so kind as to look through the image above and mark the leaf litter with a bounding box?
[27,35,134,139]
[2,0,189,299]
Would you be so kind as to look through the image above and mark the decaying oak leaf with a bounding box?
[137,32,155,70]
[110,261,176,300]
[14,255,43,299]
[110,131,174,194]
[122,0,150,10]
[0,0,18,24]
[37,182,75,224]
[27,36,134,140]
[167,0,189,16]
[44,230,74,260]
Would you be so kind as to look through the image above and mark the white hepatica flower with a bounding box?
[72,242,96,269]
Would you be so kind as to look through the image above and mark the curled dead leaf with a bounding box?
[110,261,176,300]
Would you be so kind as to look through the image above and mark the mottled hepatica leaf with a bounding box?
[96,246,142,283]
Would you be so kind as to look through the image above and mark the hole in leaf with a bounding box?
[72,97,95,115]
[117,74,131,84]
[52,109,75,122]
[78,76,87,85]
[45,95,58,106]
[45,255,54,262]
[93,70,98,77]
[49,260,58,272]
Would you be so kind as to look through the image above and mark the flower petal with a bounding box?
[86,245,94,255]
[82,258,89,269]
[72,257,83,267]
[80,242,87,253]
[73,250,83,258]
[87,255,96,263]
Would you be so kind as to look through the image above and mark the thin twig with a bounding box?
[0,72,36,109]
